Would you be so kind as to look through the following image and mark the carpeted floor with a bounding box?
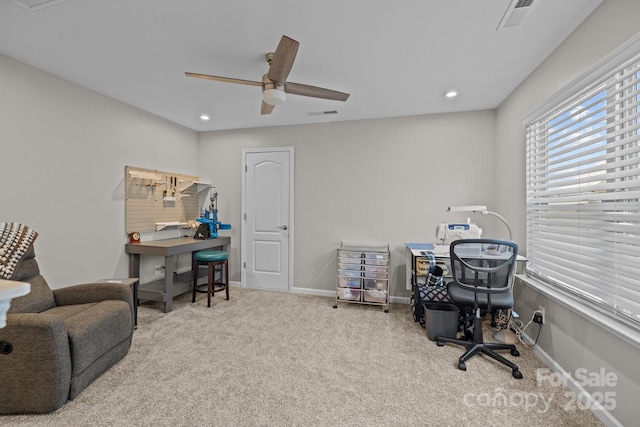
[1,287,605,426]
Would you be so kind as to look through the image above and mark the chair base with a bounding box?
[192,258,229,307]
[437,316,523,379]
[193,283,228,296]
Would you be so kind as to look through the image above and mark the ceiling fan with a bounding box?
[185,35,350,115]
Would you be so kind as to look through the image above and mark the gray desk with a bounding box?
[126,236,230,312]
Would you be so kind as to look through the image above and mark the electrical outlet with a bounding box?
[155,265,164,276]
[534,306,545,324]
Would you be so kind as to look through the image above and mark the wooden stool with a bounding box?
[192,250,229,307]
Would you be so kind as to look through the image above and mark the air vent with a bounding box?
[12,0,73,12]
[307,110,338,116]
[497,0,536,30]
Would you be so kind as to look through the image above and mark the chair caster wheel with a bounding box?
[333,304,337,309]
[437,341,445,347]
[384,309,389,313]
[511,349,520,356]
[512,370,523,379]
[458,362,467,371]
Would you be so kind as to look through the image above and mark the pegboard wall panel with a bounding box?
[125,166,207,233]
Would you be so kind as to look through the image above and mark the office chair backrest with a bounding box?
[449,239,518,295]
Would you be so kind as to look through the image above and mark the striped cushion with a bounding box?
[0,223,39,280]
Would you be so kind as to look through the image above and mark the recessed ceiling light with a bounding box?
[445,90,458,98]
[200,114,210,121]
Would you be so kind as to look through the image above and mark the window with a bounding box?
[524,35,640,330]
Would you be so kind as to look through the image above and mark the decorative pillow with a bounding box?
[0,223,39,280]
[1,224,55,313]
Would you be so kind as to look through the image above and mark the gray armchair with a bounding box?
[0,239,134,414]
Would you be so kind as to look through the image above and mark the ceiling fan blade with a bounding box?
[261,101,275,115]
[267,36,299,83]
[285,82,350,101]
[185,72,262,87]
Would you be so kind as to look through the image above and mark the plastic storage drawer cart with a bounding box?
[334,243,390,312]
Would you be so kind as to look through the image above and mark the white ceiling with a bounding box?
[0,0,603,132]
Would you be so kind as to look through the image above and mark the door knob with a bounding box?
[278,225,288,230]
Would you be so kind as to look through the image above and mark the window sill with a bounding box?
[516,274,640,350]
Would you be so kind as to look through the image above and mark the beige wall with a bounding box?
[198,111,498,298]
[1,53,199,287]
[1,50,500,297]
[495,1,640,426]
[2,1,636,423]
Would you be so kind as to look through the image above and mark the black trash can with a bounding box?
[423,302,459,341]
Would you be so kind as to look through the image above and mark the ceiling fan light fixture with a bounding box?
[186,36,349,115]
[263,87,287,106]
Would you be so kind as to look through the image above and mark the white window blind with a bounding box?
[525,39,640,329]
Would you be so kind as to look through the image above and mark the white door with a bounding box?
[242,148,293,291]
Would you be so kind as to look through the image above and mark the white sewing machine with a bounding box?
[433,222,482,255]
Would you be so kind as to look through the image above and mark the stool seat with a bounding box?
[192,250,229,307]
[194,250,228,262]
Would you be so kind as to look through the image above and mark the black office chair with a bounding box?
[437,239,522,379]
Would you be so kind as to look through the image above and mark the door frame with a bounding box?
[241,147,294,291]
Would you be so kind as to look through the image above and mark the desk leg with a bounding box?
[128,254,141,323]
[132,281,138,327]
[129,253,140,279]
[164,255,174,313]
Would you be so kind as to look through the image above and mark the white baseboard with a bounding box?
[390,296,410,304]
[288,287,411,305]
[237,284,412,305]
[291,287,335,297]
